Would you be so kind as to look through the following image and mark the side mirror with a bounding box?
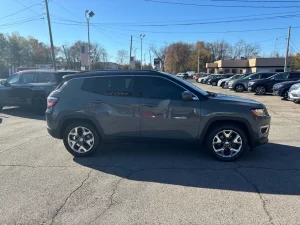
[182,91,194,100]
[248,77,252,80]
[0,80,5,85]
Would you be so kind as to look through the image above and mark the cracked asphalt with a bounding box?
[0,82,300,225]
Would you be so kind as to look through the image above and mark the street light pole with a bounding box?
[85,10,95,71]
[140,34,145,70]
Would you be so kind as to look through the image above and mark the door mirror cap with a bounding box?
[0,80,5,85]
[248,77,252,79]
[182,91,194,100]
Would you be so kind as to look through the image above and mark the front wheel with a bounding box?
[221,82,225,88]
[281,89,289,100]
[255,86,266,95]
[33,96,47,115]
[63,123,100,157]
[206,124,247,161]
[235,84,244,92]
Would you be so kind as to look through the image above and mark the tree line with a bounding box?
[1,32,299,74]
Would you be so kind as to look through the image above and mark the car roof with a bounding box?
[62,70,163,80]
[18,69,78,74]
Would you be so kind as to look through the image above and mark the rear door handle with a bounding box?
[142,103,157,107]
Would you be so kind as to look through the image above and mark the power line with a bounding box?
[0,18,43,28]
[14,0,42,17]
[0,4,42,20]
[51,1,80,17]
[145,0,300,8]
[290,40,300,52]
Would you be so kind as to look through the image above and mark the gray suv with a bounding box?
[46,70,271,161]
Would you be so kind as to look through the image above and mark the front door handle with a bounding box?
[142,103,157,107]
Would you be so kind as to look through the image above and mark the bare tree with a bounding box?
[116,49,129,65]
[149,43,168,71]
[207,40,232,61]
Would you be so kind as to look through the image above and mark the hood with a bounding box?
[213,93,264,107]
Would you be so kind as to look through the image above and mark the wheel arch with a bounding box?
[199,117,252,146]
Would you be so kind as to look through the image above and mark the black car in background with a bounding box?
[202,74,218,84]
[273,79,300,100]
[0,70,78,114]
[207,74,233,86]
[248,72,300,95]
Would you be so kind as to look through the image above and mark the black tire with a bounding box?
[221,82,225,88]
[234,84,244,92]
[33,96,47,115]
[63,122,100,157]
[212,81,217,86]
[0,105,3,111]
[281,89,289,100]
[205,124,248,161]
[255,86,266,95]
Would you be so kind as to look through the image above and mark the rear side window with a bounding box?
[260,73,273,79]
[290,73,300,79]
[37,72,54,83]
[135,76,185,100]
[275,72,288,79]
[84,76,134,97]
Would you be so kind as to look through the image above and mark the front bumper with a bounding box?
[272,88,283,96]
[247,86,255,92]
[288,90,300,100]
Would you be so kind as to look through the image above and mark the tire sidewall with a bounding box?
[235,84,244,92]
[282,89,288,100]
[255,86,266,95]
[206,124,248,161]
[33,97,46,115]
[63,123,100,157]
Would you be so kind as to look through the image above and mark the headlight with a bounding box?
[290,84,300,91]
[251,108,269,117]
[228,81,234,85]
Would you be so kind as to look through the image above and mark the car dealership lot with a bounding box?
[0,83,300,225]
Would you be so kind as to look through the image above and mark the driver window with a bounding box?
[21,73,35,84]
[6,74,21,84]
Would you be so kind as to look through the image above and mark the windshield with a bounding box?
[162,72,208,96]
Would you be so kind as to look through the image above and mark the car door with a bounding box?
[1,74,21,105]
[15,72,37,105]
[85,75,140,138]
[135,76,201,140]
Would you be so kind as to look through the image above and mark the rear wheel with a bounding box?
[235,84,244,92]
[206,124,247,161]
[33,96,47,115]
[63,123,100,157]
[255,86,266,95]
[281,89,289,100]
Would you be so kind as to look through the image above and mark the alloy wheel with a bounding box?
[212,130,243,158]
[67,126,95,153]
[235,85,244,92]
[256,86,266,95]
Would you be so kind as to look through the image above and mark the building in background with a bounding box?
[206,58,292,74]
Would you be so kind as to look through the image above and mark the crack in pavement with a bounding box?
[0,135,49,155]
[90,177,125,224]
[50,169,93,225]
[233,167,274,225]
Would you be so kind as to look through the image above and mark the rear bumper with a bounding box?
[47,126,61,139]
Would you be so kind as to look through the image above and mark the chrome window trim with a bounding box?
[72,75,200,100]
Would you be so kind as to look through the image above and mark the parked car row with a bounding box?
[197,71,300,103]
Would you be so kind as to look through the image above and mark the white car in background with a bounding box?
[197,76,207,83]
[217,74,244,88]
[288,83,300,102]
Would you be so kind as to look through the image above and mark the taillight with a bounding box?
[47,97,58,107]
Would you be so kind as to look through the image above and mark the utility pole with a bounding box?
[284,26,291,72]
[134,48,137,59]
[103,53,106,70]
[140,34,145,70]
[144,53,147,66]
[149,50,152,68]
[85,10,95,71]
[129,35,132,69]
[44,0,56,71]
[62,45,68,68]
[197,50,200,73]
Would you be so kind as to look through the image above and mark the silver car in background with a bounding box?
[288,83,300,102]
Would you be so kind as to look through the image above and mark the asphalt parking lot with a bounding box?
[0,81,300,225]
